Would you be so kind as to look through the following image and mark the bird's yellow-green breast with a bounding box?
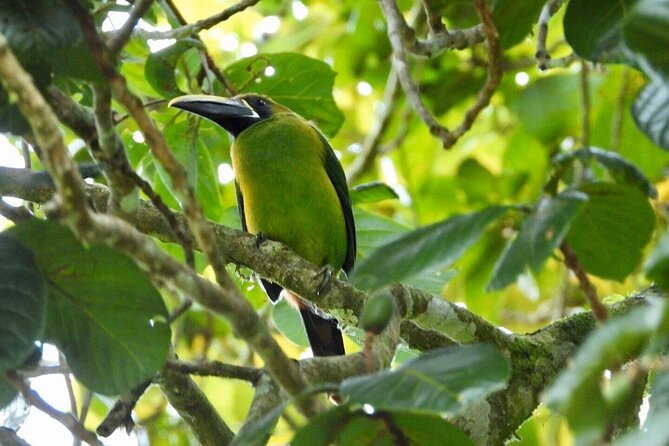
[231,112,348,269]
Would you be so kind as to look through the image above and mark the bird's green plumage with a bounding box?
[232,113,349,271]
[169,93,354,357]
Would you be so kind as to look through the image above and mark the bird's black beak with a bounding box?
[168,95,258,120]
[168,95,260,136]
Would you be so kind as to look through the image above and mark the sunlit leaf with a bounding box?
[565,182,655,281]
[351,182,398,205]
[223,52,344,137]
[351,206,507,291]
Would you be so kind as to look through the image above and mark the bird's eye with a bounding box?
[256,99,266,107]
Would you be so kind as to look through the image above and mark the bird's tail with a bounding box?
[299,308,345,356]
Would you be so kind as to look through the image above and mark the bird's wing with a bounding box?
[314,128,357,273]
[236,180,284,301]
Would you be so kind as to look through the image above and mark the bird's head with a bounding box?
[168,93,289,137]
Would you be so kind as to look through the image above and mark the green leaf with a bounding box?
[0,234,46,371]
[488,190,588,290]
[565,182,655,281]
[8,220,171,395]
[350,182,398,205]
[272,298,309,348]
[146,38,201,98]
[350,206,507,291]
[492,0,546,49]
[352,208,409,259]
[340,344,510,414]
[645,230,669,289]
[632,79,669,151]
[457,158,496,204]
[223,52,345,137]
[231,400,285,446]
[0,374,17,409]
[551,147,657,197]
[623,0,669,78]
[563,0,637,64]
[292,406,476,446]
[544,295,669,445]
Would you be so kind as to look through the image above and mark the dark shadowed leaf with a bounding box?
[8,220,171,395]
[551,147,657,197]
[623,0,669,78]
[488,190,588,290]
[340,344,509,414]
[563,0,636,64]
[350,206,507,291]
[565,182,655,281]
[492,0,546,49]
[0,375,17,409]
[632,79,669,151]
[231,400,285,446]
[0,235,46,371]
[351,182,398,205]
[223,53,344,137]
[292,405,476,446]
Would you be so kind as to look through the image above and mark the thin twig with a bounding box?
[560,242,608,321]
[611,68,631,152]
[536,0,565,70]
[346,69,400,183]
[107,0,156,54]
[137,0,259,41]
[161,0,240,95]
[422,0,447,36]
[166,359,262,383]
[96,380,151,436]
[580,61,591,147]
[0,428,31,446]
[6,372,102,446]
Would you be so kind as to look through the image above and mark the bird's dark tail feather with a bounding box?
[299,308,345,357]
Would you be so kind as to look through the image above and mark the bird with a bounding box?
[169,93,356,357]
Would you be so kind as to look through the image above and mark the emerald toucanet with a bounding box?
[169,93,356,357]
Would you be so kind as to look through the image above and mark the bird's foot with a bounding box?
[313,265,335,296]
[253,232,268,248]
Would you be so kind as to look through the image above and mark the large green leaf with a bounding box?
[623,0,669,78]
[563,0,637,64]
[0,235,46,371]
[292,405,476,446]
[565,182,655,281]
[491,0,546,49]
[350,206,507,291]
[339,344,509,414]
[8,220,171,395]
[488,190,588,290]
[223,52,345,137]
[645,230,669,290]
[632,79,669,151]
[544,295,669,445]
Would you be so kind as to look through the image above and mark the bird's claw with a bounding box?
[253,232,268,248]
[313,265,335,296]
